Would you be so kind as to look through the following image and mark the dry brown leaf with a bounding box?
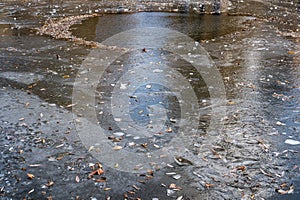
[287,51,295,54]
[210,148,222,159]
[280,183,288,188]
[147,170,154,176]
[257,139,269,152]
[205,183,214,188]
[137,179,145,184]
[166,127,173,133]
[56,156,64,160]
[132,185,140,190]
[27,173,35,179]
[46,181,54,187]
[227,100,235,105]
[127,190,135,195]
[95,177,106,182]
[202,157,208,162]
[276,184,294,194]
[169,183,177,189]
[237,166,247,171]
[141,143,148,148]
[88,168,104,178]
[169,183,182,190]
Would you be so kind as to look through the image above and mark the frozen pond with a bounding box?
[0,0,299,199]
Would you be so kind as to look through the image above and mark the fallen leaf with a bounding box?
[132,185,140,190]
[169,183,177,189]
[147,170,154,176]
[113,146,122,150]
[205,183,214,188]
[276,184,294,194]
[95,177,106,182]
[104,188,111,191]
[280,183,288,188]
[27,173,35,179]
[46,181,54,187]
[127,190,135,195]
[276,121,286,126]
[66,103,76,108]
[237,166,247,171]
[56,156,64,160]
[287,51,295,54]
[174,156,193,166]
[210,148,222,159]
[75,176,80,183]
[257,139,269,152]
[28,188,34,194]
[141,143,148,148]
[202,157,208,162]
[227,100,235,105]
[137,179,145,184]
[169,183,182,190]
[55,144,64,148]
[172,174,181,180]
[166,127,172,133]
[88,168,104,178]
[89,146,95,151]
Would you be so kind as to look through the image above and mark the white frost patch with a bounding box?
[284,139,300,145]
[153,69,163,73]
[120,83,127,90]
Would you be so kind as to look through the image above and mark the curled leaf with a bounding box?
[27,173,35,179]
[237,166,247,171]
[46,181,54,187]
